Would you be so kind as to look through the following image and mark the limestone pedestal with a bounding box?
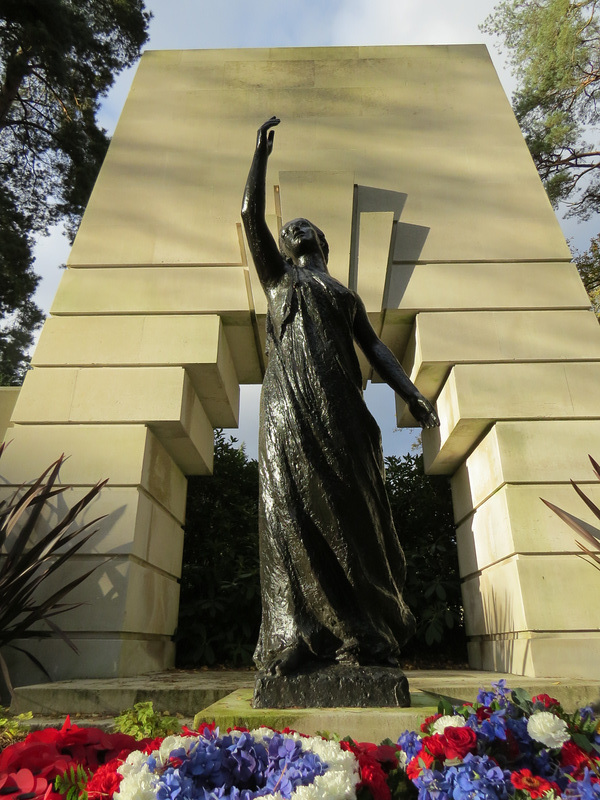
[196,688,438,743]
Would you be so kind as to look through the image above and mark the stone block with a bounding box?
[32,315,239,427]
[398,310,600,423]
[467,632,600,680]
[1,635,175,684]
[386,261,589,314]
[422,362,600,474]
[198,688,439,744]
[0,486,184,575]
[12,367,213,476]
[278,170,355,287]
[20,555,180,636]
[379,312,414,367]
[456,483,600,578]
[451,420,600,522]
[0,424,187,519]
[461,554,600,636]
[68,46,569,279]
[0,387,19,442]
[356,211,395,313]
[51,267,251,317]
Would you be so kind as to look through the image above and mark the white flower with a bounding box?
[116,729,359,800]
[527,711,570,748]
[157,735,198,766]
[114,759,159,800]
[431,715,466,735]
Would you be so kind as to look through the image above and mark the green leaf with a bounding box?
[511,688,533,713]
[572,732,594,753]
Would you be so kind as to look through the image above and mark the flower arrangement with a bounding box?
[0,684,598,800]
[396,681,600,800]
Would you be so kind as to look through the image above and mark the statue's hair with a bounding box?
[279,219,329,265]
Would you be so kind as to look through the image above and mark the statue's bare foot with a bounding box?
[335,639,360,666]
[270,642,306,676]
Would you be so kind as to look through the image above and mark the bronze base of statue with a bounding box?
[252,663,411,708]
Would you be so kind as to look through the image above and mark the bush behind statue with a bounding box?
[176,433,464,668]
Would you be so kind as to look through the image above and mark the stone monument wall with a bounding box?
[1,45,599,681]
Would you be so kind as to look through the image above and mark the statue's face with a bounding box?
[280,218,326,267]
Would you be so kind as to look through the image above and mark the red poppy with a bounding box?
[0,769,49,799]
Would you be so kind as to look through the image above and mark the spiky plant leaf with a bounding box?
[0,447,108,695]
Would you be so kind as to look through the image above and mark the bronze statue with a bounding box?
[242,117,439,681]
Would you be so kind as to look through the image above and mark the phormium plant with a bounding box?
[0,443,107,696]
[542,454,600,571]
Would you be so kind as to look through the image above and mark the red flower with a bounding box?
[476,707,492,721]
[142,737,165,755]
[561,741,595,778]
[532,694,560,709]
[443,727,477,760]
[343,741,399,769]
[511,769,561,798]
[86,758,124,800]
[421,735,447,761]
[357,756,391,800]
[421,714,442,733]
[0,769,49,799]
[406,751,434,781]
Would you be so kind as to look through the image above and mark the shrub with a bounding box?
[0,444,107,695]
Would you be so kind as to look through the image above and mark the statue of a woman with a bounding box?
[242,117,439,678]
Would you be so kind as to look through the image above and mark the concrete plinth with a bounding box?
[196,688,437,742]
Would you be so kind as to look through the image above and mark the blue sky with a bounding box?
[31,0,598,459]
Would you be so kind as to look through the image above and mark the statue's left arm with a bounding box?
[353,297,439,429]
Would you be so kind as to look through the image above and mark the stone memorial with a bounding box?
[0,46,598,685]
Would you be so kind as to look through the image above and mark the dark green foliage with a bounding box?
[384,453,466,663]
[481,0,600,219]
[0,0,150,382]
[573,234,600,316]
[54,765,91,800]
[0,445,108,695]
[176,431,260,667]
[0,183,44,384]
[176,434,464,668]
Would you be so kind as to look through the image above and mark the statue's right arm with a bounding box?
[241,117,286,287]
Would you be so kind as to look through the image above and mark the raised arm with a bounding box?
[353,297,439,428]
[241,117,286,287]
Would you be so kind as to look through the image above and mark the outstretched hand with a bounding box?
[408,393,440,429]
[256,116,280,156]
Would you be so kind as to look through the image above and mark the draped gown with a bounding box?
[254,263,416,672]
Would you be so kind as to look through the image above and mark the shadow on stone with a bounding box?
[253,664,411,709]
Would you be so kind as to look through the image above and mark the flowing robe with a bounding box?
[254,264,415,671]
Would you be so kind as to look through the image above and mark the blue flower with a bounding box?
[414,766,454,800]
[480,711,508,743]
[398,731,424,761]
[476,681,510,709]
[565,768,600,800]
[446,753,513,800]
